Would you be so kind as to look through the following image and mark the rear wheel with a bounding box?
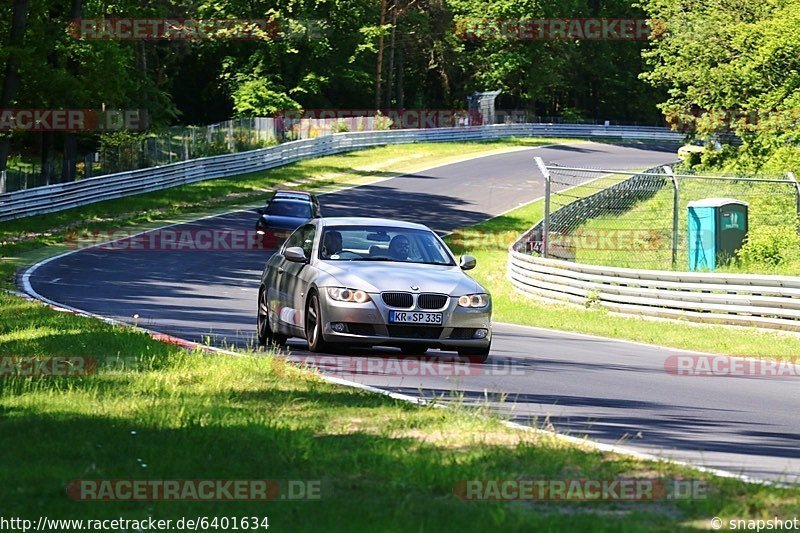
[305,292,331,353]
[400,344,428,356]
[257,288,286,348]
[457,343,491,364]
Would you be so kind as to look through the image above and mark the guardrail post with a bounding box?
[663,165,679,267]
[535,156,551,258]
[0,170,5,194]
[83,154,94,179]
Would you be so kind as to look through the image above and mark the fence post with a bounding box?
[787,171,800,222]
[84,154,93,178]
[663,165,679,267]
[535,156,551,258]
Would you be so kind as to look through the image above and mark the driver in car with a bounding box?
[321,230,343,258]
[388,235,410,261]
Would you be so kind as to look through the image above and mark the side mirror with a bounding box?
[256,207,266,215]
[459,255,476,270]
[284,246,308,263]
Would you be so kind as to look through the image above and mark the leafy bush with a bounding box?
[374,112,393,130]
[737,223,800,268]
[332,119,350,133]
[763,146,800,176]
[700,144,738,169]
[232,79,301,117]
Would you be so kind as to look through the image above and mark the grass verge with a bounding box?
[2,292,800,531]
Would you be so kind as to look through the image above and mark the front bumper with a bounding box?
[317,289,492,349]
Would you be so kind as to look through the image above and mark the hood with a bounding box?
[260,214,308,230]
[316,261,483,295]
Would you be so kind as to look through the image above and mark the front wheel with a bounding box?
[457,343,491,364]
[257,288,287,348]
[305,292,331,353]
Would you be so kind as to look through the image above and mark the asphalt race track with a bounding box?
[24,141,800,483]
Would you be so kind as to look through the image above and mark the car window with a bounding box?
[300,224,316,258]
[283,227,304,252]
[318,226,454,265]
[267,200,312,218]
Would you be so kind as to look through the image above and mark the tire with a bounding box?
[457,343,491,364]
[257,287,287,348]
[305,291,331,353]
[400,344,428,356]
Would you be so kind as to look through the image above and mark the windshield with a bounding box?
[319,225,455,265]
[266,201,312,218]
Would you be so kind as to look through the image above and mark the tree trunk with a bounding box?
[384,4,397,108]
[396,35,405,109]
[374,0,387,110]
[61,133,78,182]
[60,0,83,183]
[40,6,62,185]
[40,131,54,185]
[0,0,29,173]
[135,41,151,130]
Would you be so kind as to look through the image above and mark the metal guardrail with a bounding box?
[508,162,800,332]
[0,123,682,222]
[506,251,800,332]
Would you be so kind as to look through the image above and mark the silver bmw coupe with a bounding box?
[257,217,492,362]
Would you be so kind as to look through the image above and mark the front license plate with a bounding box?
[388,311,443,325]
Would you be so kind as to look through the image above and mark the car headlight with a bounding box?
[458,293,490,308]
[326,287,371,303]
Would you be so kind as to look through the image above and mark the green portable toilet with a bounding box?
[687,198,748,271]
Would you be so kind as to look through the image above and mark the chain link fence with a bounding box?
[526,158,800,272]
[94,117,281,177]
[1,116,396,193]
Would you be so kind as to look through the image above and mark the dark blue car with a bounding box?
[255,191,321,248]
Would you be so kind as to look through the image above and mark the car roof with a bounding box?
[272,190,315,200]
[318,217,431,231]
[269,197,313,205]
